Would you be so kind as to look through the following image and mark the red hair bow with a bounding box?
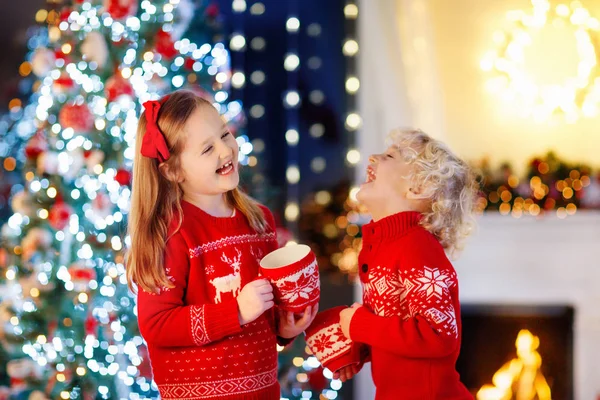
[140,98,170,162]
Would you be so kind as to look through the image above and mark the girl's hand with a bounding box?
[237,279,274,325]
[339,303,362,339]
[333,364,359,382]
[278,304,319,339]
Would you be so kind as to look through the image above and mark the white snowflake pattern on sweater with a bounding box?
[363,264,458,338]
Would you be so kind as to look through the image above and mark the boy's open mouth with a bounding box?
[366,165,376,183]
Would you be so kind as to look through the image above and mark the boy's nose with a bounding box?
[369,154,380,163]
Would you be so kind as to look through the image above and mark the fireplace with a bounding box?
[353,212,600,400]
[456,304,574,399]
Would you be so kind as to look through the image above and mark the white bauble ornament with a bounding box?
[31,48,56,77]
[81,31,109,68]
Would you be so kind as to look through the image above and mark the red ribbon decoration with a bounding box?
[140,99,170,161]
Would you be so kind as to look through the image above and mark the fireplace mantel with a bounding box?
[455,211,600,400]
[355,212,600,400]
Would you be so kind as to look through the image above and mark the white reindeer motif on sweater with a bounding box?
[209,248,242,303]
[250,246,264,265]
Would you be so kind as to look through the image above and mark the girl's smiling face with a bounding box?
[178,106,240,199]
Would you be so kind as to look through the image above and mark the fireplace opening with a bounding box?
[456,305,574,400]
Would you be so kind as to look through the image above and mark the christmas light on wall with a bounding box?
[284,1,301,235]
[481,0,600,123]
[344,2,361,180]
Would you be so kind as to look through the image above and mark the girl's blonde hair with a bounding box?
[126,90,268,294]
[388,128,480,255]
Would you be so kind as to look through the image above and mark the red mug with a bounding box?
[259,244,320,313]
[305,306,364,372]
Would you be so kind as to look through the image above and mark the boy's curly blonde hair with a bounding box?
[387,129,480,255]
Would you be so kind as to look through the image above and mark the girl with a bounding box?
[126,90,317,399]
[338,129,478,399]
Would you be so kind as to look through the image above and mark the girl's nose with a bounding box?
[216,139,232,159]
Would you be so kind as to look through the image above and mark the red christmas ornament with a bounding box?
[68,262,96,292]
[53,72,76,94]
[48,200,74,231]
[155,29,177,60]
[53,49,72,65]
[205,3,219,18]
[115,169,132,186]
[104,0,138,19]
[59,104,94,132]
[25,130,48,160]
[306,366,327,393]
[59,9,72,22]
[184,57,196,70]
[85,314,99,336]
[105,73,134,102]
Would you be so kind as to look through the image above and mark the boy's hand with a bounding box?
[333,364,359,382]
[237,279,274,325]
[278,304,319,339]
[339,303,362,340]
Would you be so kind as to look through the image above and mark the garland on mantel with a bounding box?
[477,152,600,217]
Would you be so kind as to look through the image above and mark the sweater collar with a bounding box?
[362,211,422,242]
[181,200,245,228]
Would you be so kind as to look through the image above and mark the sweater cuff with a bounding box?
[276,335,295,348]
[203,298,242,343]
[349,306,379,345]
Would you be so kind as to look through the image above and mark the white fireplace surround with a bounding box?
[354,212,600,400]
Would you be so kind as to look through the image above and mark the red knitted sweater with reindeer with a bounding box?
[136,200,284,400]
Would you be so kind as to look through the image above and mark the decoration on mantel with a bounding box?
[477,151,600,217]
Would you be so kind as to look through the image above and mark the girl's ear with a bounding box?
[159,162,184,183]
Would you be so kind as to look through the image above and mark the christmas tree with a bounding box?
[0,0,256,398]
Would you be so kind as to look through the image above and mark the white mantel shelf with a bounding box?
[454,212,600,400]
[355,211,600,400]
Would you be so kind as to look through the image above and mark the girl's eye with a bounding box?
[202,146,213,155]
[221,132,231,139]
[386,154,394,158]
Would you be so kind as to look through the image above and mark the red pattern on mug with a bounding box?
[259,244,320,313]
[305,306,364,372]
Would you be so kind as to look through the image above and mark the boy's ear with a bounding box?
[405,185,432,200]
[159,162,184,183]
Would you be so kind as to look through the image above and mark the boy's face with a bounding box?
[357,145,415,216]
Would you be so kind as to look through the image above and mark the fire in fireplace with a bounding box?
[456,304,574,400]
[476,329,551,400]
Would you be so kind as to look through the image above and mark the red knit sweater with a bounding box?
[350,211,472,400]
[136,201,286,400]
